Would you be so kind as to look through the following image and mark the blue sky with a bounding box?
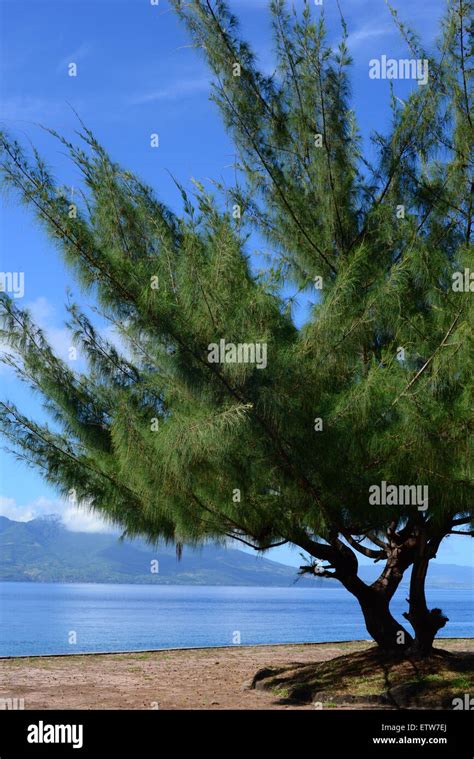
[0,0,471,567]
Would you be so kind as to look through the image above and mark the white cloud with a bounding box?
[0,495,47,523]
[0,494,116,533]
[56,43,91,75]
[347,24,393,50]
[0,296,81,377]
[0,495,65,523]
[227,0,268,6]
[25,296,84,363]
[26,295,55,324]
[61,502,117,533]
[23,295,126,362]
[0,96,65,125]
[131,76,211,105]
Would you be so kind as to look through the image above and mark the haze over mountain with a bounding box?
[0,516,472,588]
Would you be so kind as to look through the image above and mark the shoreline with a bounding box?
[1,636,473,661]
[1,639,472,710]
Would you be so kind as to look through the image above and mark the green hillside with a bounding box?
[0,516,472,588]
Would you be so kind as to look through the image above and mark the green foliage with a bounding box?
[0,1,472,604]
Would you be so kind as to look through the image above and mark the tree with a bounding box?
[0,0,472,657]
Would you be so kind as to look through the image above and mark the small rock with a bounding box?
[386,682,424,707]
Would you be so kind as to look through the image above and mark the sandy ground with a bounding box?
[0,639,471,710]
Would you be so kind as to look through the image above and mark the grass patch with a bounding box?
[254,647,474,709]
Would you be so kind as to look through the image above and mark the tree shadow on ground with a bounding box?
[250,648,474,709]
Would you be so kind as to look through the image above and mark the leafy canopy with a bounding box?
[0,0,471,568]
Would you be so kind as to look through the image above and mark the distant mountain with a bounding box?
[0,516,313,586]
[358,562,474,589]
[0,516,472,588]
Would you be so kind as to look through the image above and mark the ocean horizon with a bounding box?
[1,582,472,658]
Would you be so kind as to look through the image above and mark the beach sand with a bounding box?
[0,639,472,710]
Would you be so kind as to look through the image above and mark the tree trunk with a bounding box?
[358,587,412,650]
[338,540,414,651]
[336,569,413,651]
[403,554,448,656]
[295,528,413,652]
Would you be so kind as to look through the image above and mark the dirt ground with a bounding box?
[0,639,471,710]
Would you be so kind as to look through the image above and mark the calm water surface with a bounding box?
[0,583,472,656]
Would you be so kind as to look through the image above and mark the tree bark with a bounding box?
[358,588,411,650]
[339,573,413,651]
[294,528,413,651]
[336,533,415,651]
[403,552,448,656]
